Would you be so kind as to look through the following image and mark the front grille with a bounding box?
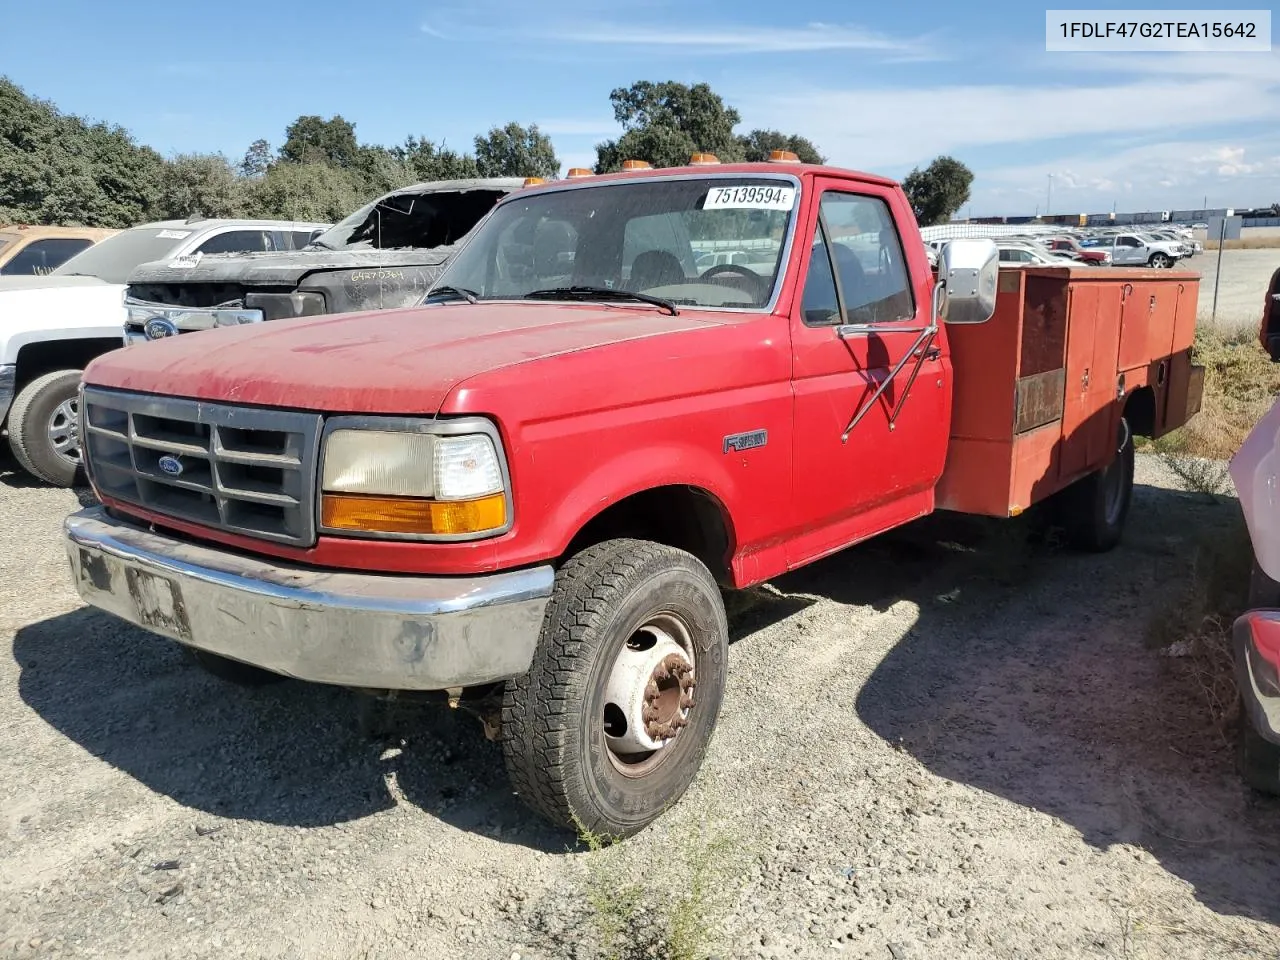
[82,386,322,546]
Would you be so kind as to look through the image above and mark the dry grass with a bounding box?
[1148,327,1280,463]
[572,814,752,960]
[1141,329,1277,729]
[1143,512,1251,730]
[1204,236,1280,250]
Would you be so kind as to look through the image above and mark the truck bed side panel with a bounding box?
[937,267,1201,517]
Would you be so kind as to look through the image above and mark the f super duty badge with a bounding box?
[723,429,768,454]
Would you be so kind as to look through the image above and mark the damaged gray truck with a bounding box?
[122,177,523,343]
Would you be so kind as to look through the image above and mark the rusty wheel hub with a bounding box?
[602,619,697,762]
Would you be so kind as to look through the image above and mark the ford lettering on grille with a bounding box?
[79,386,322,546]
[143,317,179,340]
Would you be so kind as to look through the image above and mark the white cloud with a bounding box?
[541,21,935,56]
[421,11,937,58]
[739,75,1279,169]
[968,139,1280,213]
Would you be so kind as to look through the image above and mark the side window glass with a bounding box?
[817,192,915,323]
[0,238,93,275]
[801,227,839,325]
[195,230,272,255]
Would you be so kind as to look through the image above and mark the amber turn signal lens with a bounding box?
[321,493,507,536]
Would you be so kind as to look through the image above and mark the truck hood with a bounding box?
[127,247,462,288]
[84,302,721,414]
[0,274,111,293]
[0,280,126,363]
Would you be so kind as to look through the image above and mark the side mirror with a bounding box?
[938,238,998,325]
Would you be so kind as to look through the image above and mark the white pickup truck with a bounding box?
[0,217,327,486]
[1081,232,1187,268]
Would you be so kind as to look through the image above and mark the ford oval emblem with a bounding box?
[158,455,184,477]
[144,317,179,340]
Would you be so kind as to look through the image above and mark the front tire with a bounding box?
[7,369,85,486]
[1056,416,1135,552]
[1148,252,1172,269]
[501,539,729,839]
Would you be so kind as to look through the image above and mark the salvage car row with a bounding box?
[0,178,526,485]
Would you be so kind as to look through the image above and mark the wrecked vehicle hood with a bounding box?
[126,247,461,288]
[84,301,720,415]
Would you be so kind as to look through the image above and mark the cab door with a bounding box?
[786,182,949,567]
[1112,235,1143,266]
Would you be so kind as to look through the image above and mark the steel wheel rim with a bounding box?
[47,397,81,466]
[601,612,698,779]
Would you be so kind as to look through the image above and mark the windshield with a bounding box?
[50,226,188,284]
[310,187,509,251]
[434,176,798,309]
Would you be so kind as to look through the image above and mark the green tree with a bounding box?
[244,162,363,222]
[240,138,272,178]
[0,76,165,227]
[279,115,359,168]
[594,81,745,172]
[474,122,559,178]
[738,129,825,165]
[901,155,974,226]
[352,144,416,195]
[397,136,480,181]
[157,153,245,220]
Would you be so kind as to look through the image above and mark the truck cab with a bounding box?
[63,156,1202,839]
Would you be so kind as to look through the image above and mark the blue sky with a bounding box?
[2,0,1278,215]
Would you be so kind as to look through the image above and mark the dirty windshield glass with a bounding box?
[50,227,187,284]
[434,177,799,309]
[310,188,508,251]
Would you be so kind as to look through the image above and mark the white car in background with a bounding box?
[0,218,327,486]
[995,242,1082,267]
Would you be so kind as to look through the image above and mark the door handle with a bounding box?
[914,346,940,360]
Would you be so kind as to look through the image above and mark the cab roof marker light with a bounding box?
[769,150,801,163]
[565,168,593,178]
[689,153,720,165]
[522,177,546,187]
[621,159,652,171]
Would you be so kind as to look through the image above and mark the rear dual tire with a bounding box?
[1054,416,1135,552]
[501,539,729,839]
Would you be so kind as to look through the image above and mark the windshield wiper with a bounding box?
[426,285,479,304]
[522,285,679,316]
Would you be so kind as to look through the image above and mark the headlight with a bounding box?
[244,291,327,321]
[318,418,510,539]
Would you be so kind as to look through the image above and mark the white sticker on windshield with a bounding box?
[167,255,202,269]
[703,185,796,210]
[155,229,192,239]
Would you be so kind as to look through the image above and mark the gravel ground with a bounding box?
[4,452,1280,960]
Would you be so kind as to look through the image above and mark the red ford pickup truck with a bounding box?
[63,154,1204,838]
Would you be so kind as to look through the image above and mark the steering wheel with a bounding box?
[698,264,769,303]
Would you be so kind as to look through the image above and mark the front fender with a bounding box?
[545,441,742,555]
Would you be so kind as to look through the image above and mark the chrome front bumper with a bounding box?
[64,506,555,689]
[0,364,14,426]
